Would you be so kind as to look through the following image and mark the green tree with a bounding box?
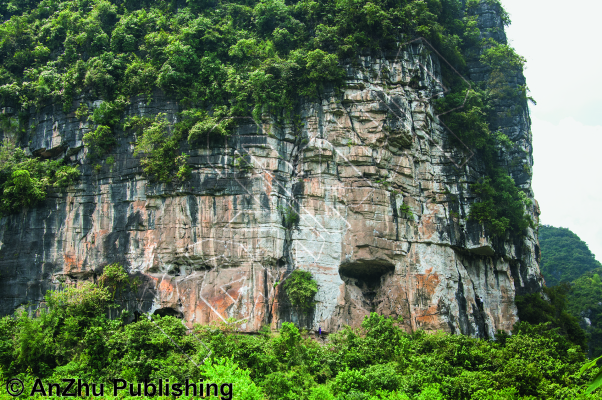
[283,270,318,313]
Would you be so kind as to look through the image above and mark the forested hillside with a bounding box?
[539,225,602,287]
[567,269,602,358]
[537,225,602,358]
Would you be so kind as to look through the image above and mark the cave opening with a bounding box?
[153,307,184,319]
[339,260,395,311]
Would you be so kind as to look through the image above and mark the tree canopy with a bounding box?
[539,225,602,287]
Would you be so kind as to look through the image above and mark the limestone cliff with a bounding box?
[0,2,542,338]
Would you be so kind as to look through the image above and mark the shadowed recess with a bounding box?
[153,307,184,319]
[339,260,395,287]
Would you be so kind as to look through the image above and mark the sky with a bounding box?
[501,0,602,262]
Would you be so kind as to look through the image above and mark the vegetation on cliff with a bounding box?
[434,36,532,237]
[283,270,318,313]
[1,268,601,400]
[0,140,79,216]
[0,0,533,238]
[0,0,472,117]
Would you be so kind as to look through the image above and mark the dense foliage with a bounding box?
[0,0,533,236]
[529,227,602,391]
[282,270,318,312]
[531,226,602,358]
[515,283,587,352]
[0,0,474,116]
[539,225,602,287]
[567,269,602,358]
[0,271,601,400]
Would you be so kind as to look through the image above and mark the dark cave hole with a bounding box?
[339,260,395,309]
[339,260,395,285]
[153,307,184,319]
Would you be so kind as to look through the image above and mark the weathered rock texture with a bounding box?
[0,3,542,338]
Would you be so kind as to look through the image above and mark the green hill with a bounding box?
[538,225,602,357]
[539,225,601,287]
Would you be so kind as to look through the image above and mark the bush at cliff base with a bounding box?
[201,357,263,400]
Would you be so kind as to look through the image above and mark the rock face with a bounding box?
[0,3,542,338]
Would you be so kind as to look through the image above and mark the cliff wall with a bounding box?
[0,2,542,337]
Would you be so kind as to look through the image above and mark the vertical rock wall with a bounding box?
[0,3,542,337]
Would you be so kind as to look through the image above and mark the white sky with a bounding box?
[501,0,602,262]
